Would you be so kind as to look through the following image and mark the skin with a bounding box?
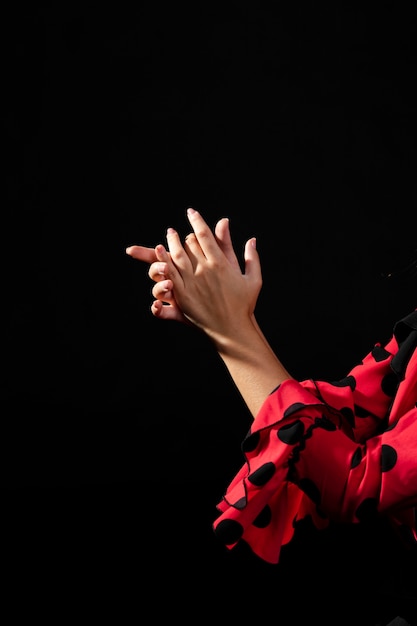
[126,208,293,417]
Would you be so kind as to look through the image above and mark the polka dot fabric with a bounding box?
[213,310,417,564]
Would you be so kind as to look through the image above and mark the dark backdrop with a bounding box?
[2,3,417,622]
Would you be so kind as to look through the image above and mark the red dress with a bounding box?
[213,310,417,564]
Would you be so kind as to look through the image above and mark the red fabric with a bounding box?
[213,314,417,564]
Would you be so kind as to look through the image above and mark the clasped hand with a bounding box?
[126,208,262,346]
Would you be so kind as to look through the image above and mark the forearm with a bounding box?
[212,319,293,418]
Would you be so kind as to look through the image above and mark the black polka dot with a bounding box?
[354,404,371,418]
[233,496,247,510]
[284,402,308,418]
[248,462,275,486]
[372,345,391,362]
[331,375,356,390]
[340,406,355,426]
[298,478,321,505]
[278,419,304,444]
[355,497,379,522]
[253,505,272,528]
[351,447,362,468]
[381,372,399,397]
[381,444,397,472]
[317,416,337,431]
[214,519,244,545]
[242,431,260,453]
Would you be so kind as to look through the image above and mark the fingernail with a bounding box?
[187,208,197,216]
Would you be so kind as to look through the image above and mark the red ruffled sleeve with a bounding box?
[213,327,417,564]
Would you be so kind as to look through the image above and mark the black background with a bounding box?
[2,3,417,623]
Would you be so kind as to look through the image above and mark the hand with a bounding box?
[125,244,187,322]
[127,210,292,416]
[151,208,262,347]
[126,209,263,339]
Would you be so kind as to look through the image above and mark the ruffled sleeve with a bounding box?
[213,321,417,564]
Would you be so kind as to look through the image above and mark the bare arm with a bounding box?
[126,209,293,417]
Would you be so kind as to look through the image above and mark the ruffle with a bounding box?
[213,379,345,563]
[213,338,417,563]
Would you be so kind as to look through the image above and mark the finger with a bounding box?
[164,228,193,278]
[186,208,224,260]
[243,237,262,287]
[183,232,207,269]
[153,242,187,288]
[149,261,169,282]
[152,279,174,302]
[214,217,240,269]
[125,245,158,263]
[151,299,187,322]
